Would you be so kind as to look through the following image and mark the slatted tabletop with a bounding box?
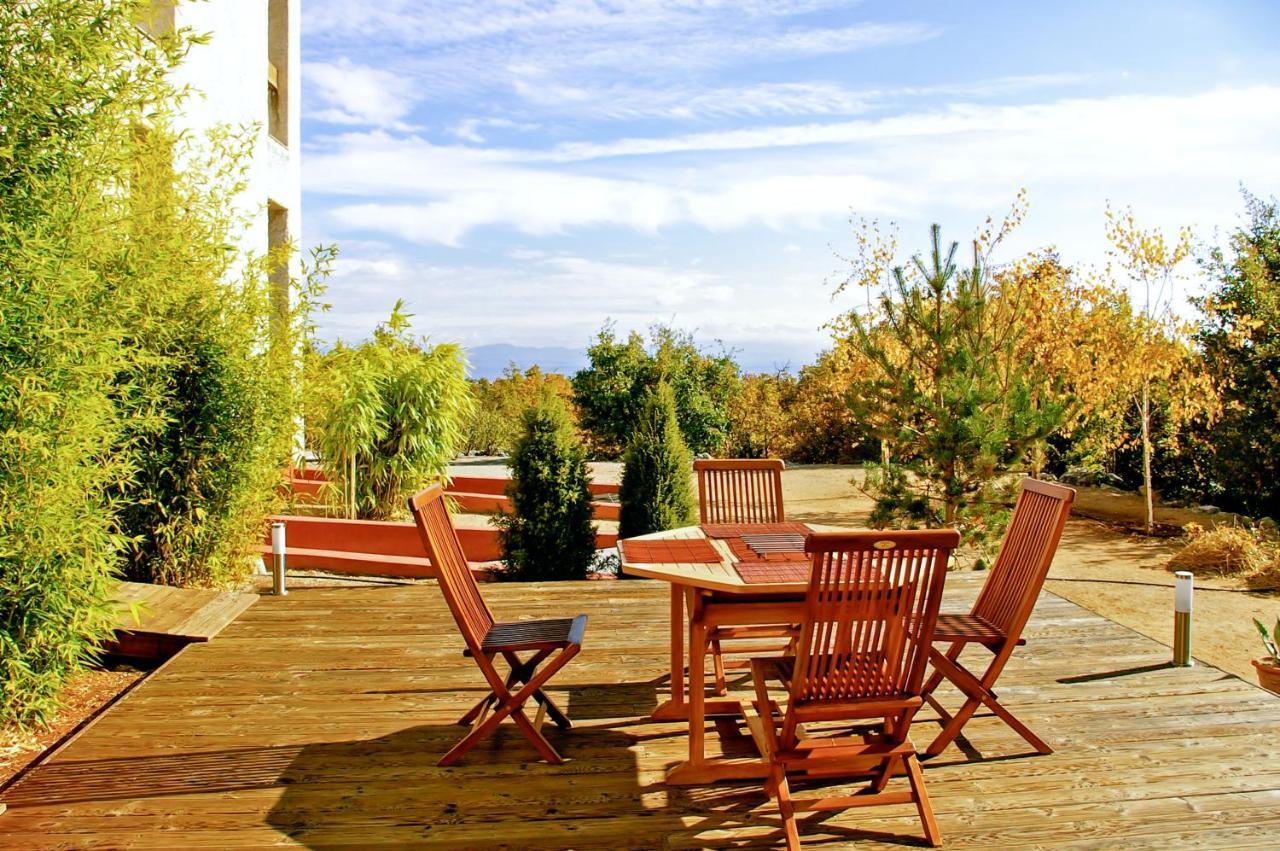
[618,524,823,593]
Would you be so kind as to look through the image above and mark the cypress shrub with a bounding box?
[496,398,597,581]
[619,383,698,539]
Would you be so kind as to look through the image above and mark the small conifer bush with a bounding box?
[619,383,698,539]
[496,398,597,581]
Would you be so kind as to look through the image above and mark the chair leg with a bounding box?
[980,692,1053,754]
[922,641,963,696]
[772,764,802,851]
[510,705,561,763]
[870,754,897,793]
[926,644,1049,756]
[439,646,578,767]
[457,692,495,727]
[500,649,571,730]
[904,753,941,847]
[532,688,572,730]
[926,694,982,757]
[711,639,727,696]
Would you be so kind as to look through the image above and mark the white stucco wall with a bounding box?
[169,0,302,280]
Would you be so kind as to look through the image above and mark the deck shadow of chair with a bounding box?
[921,478,1076,760]
[693,457,801,696]
[263,723,678,850]
[408,483,587,767]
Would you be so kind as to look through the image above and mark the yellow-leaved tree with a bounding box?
[1001,254,1140,475]
[1104,207,1219,532]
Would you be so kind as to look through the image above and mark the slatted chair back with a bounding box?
[783,530,958,735]
[970,478,1076,641]
[408,484,494,655]
[694,458,786,525]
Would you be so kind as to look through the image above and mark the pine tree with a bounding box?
[496,397,597,580]
[619,383,698,539]
[840,222,1067,561]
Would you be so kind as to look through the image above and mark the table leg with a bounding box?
[650,586,687,721]
[663,596,769,785]
[688,603,706,766]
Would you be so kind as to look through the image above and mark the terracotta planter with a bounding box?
[1253,658,1280,695]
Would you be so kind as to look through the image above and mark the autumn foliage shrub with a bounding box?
[463,366,577,455]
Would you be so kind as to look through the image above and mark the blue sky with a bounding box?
[299,0,1280,374]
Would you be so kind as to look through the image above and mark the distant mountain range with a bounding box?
[463,342,818,380]
[465,344,589,380]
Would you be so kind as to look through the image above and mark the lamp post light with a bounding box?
[1173,570,1193,667]
[271,521,288,596]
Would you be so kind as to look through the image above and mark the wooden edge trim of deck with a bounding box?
[0,645,193,806]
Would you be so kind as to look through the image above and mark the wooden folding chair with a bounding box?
[693,458,795,694]
[408,484,587,767]
[694,458,786,525]
[745,529,959,850]
[921,478,1075,758]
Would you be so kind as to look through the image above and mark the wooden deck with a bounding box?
[107,582,258,661]
[3,575,1279,848]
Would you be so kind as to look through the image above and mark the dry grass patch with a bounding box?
[1167,522,1280,588]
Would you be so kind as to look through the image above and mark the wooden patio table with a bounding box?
[619,523,836,785]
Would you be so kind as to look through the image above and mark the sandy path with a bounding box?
[775,465,1277,686]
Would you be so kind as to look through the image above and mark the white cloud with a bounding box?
[322,249,820,352]
[306,87,1280,248]
[303,2,937,115]
[304,58,420,130]
[305,2,886,48]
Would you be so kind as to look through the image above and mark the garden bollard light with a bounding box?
[271,521,287,596]
[1173,570,1192,666]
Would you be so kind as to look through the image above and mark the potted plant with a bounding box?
[1254,616,1280,694]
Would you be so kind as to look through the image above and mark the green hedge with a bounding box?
[1,2,328,727]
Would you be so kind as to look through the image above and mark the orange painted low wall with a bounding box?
[450,474,618,497]
[284,470,621,520]
[263,514,619,579]
[450,491,621,521]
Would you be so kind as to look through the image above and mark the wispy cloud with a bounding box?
[306,87,1280,245]
[300,1,1280,360]
[303,2,938,120]
[321,249,813,347]
[304,58,420,130]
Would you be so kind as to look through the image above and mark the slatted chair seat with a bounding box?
[409,484,587,767]
[693,458,798,694]
[922,478,1074,758]
[744,529,960,850]
[931,612,1022,646]
[479,616,587,653]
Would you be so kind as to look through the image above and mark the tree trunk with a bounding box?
[1141,380,1154,534]
[943,460,957,525]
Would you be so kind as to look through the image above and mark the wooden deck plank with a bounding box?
[111,582,257,643]
[3,574,1278,849]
